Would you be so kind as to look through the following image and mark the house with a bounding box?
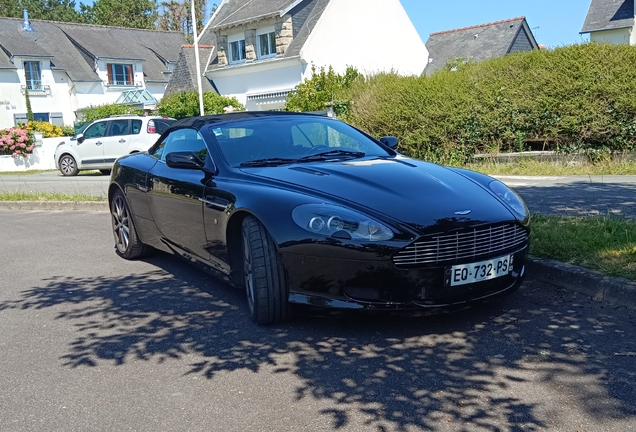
[424,17,539,76]
[179,0,428,111]
[0,14,187,129]
[581,0,636,45]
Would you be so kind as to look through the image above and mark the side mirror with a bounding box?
[379,136,398,149]
[76,133,85,143]
[165,151,206,170]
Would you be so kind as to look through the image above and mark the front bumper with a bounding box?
[281,246,527,311]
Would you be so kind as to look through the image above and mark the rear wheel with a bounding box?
[100,169,111,175]
[59,154,78,176]
[110,190,149,259]
[242,216,289,324]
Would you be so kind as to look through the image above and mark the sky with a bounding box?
[80,0,593,48]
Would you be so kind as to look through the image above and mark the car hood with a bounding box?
[241,156,517,233]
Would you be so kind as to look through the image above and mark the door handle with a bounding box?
[119,139,126,143]
[96,141,103,146]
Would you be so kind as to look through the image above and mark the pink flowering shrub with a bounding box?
[0,127,35,158]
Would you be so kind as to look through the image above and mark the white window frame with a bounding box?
[228,34,246,64]
[24,60,42,90]
[256,27,277,59]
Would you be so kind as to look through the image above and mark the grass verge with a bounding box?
[530,214,636,281]
[465,159,636,176]
[0,192,105,202]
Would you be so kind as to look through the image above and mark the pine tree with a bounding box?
[157,0,215,42]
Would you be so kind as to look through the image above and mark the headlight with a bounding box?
[292,203,394,241]
[489,180,529,220]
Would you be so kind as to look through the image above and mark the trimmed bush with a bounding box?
[341,43,636,164]
[81,104,143,123]
[157,91,244,119]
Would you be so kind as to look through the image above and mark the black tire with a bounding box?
[110,190,149,259]
[59,154,78,176]
[100,169,112,175]
[242,216,289,324]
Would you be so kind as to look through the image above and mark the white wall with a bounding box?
[0,137,67,172]
[209,60,306,108]
[590,28,632,45]
[0,70,23,128]
[300,0,428,77]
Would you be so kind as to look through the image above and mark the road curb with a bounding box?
[526,256,636,310]
[0,200,108,211]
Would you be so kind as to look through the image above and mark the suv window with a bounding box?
[151,128,208,162]
[107,119,130,137]
[132,119,142,135]
[154,119,175,135]
[83,121,107,139]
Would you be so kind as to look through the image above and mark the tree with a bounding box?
[82,0,158,29]
[25,87,34,122]
[0,0,83,22]
[157,0,216,42]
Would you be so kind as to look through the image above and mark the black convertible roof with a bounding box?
[171,111,323,130]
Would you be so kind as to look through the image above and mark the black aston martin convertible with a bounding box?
[109,112,530,324]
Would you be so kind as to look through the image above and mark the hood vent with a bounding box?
[22,9,34,32]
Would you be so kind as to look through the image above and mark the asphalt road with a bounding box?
[2,172,636,218]
[0,210,635,431]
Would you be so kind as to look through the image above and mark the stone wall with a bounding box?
[214,15,294,67]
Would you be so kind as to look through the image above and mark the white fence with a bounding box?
[0,137,68,172]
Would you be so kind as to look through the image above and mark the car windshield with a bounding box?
[210,116,392,168]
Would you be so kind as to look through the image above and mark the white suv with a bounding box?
[55,115,175,176]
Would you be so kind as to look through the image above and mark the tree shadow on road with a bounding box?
[1,253,635,430]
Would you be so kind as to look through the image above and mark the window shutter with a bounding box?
[107,64,113,84]
[51,112,64,126]
[126,64,133,85]
[14,113,28,126]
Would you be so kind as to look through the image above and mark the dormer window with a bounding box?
[228,35,246,64]
[107,63,134,86]
[24,61,42,90]
[257,29,276,59]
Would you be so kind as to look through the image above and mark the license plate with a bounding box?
[447,255,512,287]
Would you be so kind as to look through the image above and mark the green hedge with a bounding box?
[340,43,636,164]
[157,91,244,119]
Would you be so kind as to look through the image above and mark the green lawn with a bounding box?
[530,214,636,281]
[0,192,105,202]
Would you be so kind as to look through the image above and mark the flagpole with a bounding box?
[191,0,205,116]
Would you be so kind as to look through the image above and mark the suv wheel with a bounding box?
[59,154,79,176]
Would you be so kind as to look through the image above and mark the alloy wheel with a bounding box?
[111,194,130,253]
[243,233,255,314]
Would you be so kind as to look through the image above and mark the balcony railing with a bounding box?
[21,84,51,96]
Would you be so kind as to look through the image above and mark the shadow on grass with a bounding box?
[1,252,635,430]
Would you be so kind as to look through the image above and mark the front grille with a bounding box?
[393,224,528,267]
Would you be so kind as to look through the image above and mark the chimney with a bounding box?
[22,9,34,32]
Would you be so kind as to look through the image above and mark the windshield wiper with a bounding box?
[239,157,298,167]
[297,150,366,162]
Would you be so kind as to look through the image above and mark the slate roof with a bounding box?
[0,17,187,83]
[425,17,538,76]
[164,45,217,97]
[581,0,634,33]
[208,0,301,29]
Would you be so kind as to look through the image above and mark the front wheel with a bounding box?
[110,190,149,259]
[242,216,289,324]
[100,169,111,175]
[59,154,78,176]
